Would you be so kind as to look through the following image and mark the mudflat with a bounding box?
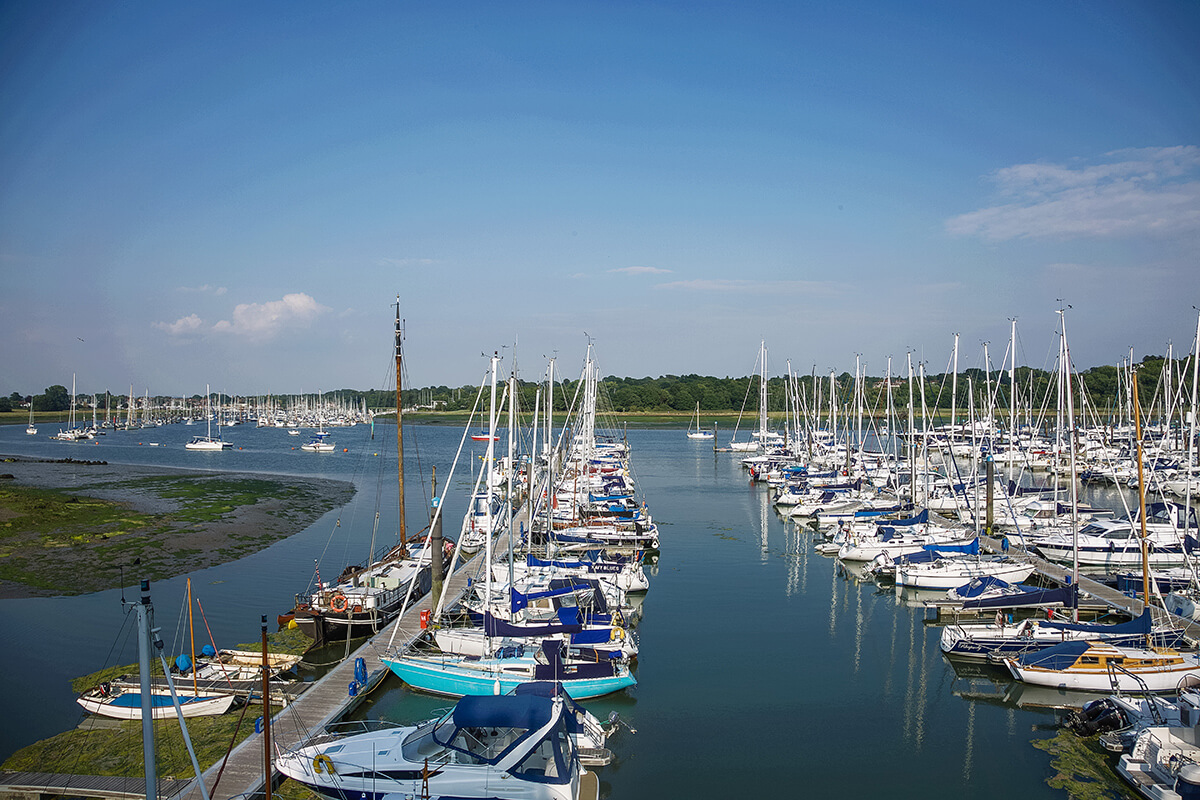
[0,455,354,598]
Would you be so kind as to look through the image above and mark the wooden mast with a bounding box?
[395,296,406,546]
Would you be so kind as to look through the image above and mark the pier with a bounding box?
[0,771,190,800]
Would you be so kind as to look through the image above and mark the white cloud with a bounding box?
[153,313,205,336]
[609,266,672,276]
[212,293,330,339]
[947,146,1200,241]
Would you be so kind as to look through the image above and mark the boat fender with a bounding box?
[313,754,336,774]
[330,593,348,613]
[1176,763,1200,792]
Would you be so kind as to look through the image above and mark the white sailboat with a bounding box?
[185,385,232,450]
[686,402,714,440]
[54,374,90,441]
[25,397,36,435]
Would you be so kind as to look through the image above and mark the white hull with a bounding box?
[78,687,236,719]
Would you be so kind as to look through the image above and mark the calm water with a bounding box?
[1,422,1117,798]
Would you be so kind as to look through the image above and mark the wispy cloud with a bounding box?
[153,314,205,336]
[946,146,1200,241]
[212,293,330,339]
[177,284,228,295]
[609,266,672,276]
[378,257,438,267]
[657,278,839,295]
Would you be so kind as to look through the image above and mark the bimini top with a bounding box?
[449,694,553,734]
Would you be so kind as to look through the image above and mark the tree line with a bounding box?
[4,354,1186,418]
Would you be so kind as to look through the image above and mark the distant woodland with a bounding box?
[5,354,1189,419]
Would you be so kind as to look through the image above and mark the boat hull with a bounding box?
[78,688,236,720]
[382,655,636,699]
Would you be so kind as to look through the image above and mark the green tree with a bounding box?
[38,385,70,412]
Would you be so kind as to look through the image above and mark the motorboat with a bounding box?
[277,687,599,800]
[1117,693,1200,799]
[1034,502,1198,569]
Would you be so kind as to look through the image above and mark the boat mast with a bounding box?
[1009,318,1017,473]
[1058,307,1081,621]
[395,297,406,546]
[951,333,959,455]
[135,581,157,800]
[1131,363,1153,613]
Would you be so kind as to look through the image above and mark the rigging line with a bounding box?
[60,602,140,781]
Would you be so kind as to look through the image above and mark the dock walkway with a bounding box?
[0,771,190,800]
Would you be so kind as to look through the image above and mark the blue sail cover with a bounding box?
[962,585,1075,610]
[510,583,590,613]
[853,505,908,519]
[484,611,583,638]
[1016,639,1091,669]
[953,576,1014,598]
[924,538,979,555]
[1039,607,1153,635]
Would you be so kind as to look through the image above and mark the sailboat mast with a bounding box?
[1059,308,1081,620]
[395,297,406,546]
[136,581,158,800]
[1131,366,1153,609]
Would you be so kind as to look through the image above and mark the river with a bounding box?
[0,420,1136,798]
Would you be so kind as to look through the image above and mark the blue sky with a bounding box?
[2,0,1198,396]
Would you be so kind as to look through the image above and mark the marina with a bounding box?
[4,329,1200,800]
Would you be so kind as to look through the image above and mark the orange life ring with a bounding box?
[330,593,348,613]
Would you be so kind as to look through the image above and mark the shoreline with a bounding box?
[0,454,355,599]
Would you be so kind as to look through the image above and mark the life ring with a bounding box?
[610,627,625,642]
[330,593,348,613]
[313,753,336,774]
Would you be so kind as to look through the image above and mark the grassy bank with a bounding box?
[0,469,353,595]
[2,703,284,777]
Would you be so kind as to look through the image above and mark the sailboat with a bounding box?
[686,401,714,440]
[300,410,336,452]
[76,581,238,720]
[382,348,638,700]
[53,374,91,441]
[185,385,232,450]
[287,298,440,645]
[731,341,776,450]
[25,397,36,435]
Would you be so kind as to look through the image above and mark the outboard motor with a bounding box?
[1175,764,1200,800]
[1064,698,1125,736]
